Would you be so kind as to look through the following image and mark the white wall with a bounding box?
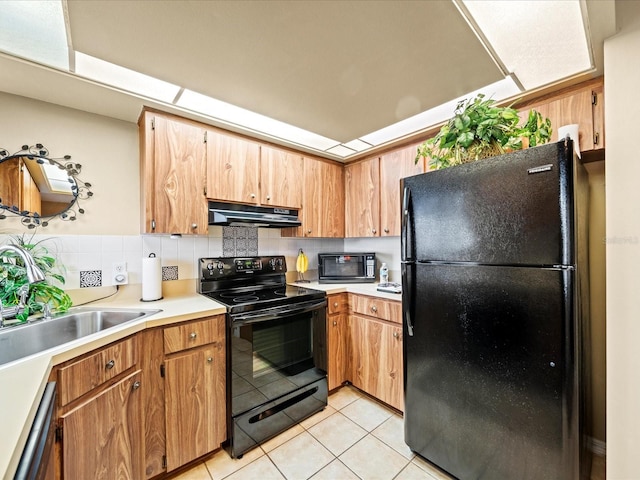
[604,1,640,477]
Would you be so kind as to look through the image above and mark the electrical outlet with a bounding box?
[113,262,128,285]
[113,261,127,273]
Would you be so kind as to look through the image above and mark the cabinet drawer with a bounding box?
[58,337,137,406]
[328,293,349,314]
[350,294,402,324]
[164,317,222,354]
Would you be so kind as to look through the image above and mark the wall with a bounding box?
[604,2,640,477]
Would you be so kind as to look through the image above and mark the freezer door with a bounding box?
[402,141,576,266]
[403,263,580,480]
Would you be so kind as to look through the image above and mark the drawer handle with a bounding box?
[190,332,197,340]
[105,359,115,370]
[393,331,400,339]
[207,357,213,363]
[371,305,378,313]
[132,380,141,391]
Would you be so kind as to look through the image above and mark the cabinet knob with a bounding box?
[384,228,390,233]
[105,359,115,370]
[190,332,197,340]
[371,305,378,313]
[207,357,213,363]
[333,321,337,326]
[372,229,377,234]
[307,229,312,234]
[250,193,256,199]
[132,380,141,391]
[393,331,400,339]
[191,223,198,229]
[333,302,338,308]
[266,195,271,201]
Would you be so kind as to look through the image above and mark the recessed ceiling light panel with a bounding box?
[0,0,69,70]
[460,0,593,89]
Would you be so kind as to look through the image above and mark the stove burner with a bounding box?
[274,289,286,296]
[233,295,260,303]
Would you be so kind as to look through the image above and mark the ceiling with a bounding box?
[0,1,617,161]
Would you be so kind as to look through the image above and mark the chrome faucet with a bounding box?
[0,244,47,326]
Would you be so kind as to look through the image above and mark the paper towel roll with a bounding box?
[141,253,163,301]
[557,124,581,159]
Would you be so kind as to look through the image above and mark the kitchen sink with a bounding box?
[0,307,161,366]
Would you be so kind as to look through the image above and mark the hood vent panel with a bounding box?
[208,201,301,228]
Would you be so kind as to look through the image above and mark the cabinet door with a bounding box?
[301,158,345,238]
[260,146,303,208]
[328,313,349,390]
[350,315,403,411]
[380,144,424,236]
[148,115,207,234]
[61,370,143,480]
[206,130,260,204]
[345,157,380,237]
[164,344,225,471]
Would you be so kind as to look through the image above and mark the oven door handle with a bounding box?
[231,299,327,325]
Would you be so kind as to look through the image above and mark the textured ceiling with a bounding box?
[65,0,503,143]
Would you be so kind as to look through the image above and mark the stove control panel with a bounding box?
[199,256,287,280]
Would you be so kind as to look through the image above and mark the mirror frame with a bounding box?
[0,143,93,228]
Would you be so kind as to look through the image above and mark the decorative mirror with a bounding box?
[0,144,93,228]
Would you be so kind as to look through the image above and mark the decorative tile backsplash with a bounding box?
[80,270,102,288]
[222,226,259,257]
[162,265,179,281]
[0,230,351,289]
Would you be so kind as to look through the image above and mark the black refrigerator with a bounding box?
[401,140,591,480]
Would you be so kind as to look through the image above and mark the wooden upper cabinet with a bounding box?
[345,157,380,237]
[517,77,604,153]
[295,157,344,238]
[260,146,303,208]
[379,144,424,236]
[140,111,208,234]
[206,130,260,204]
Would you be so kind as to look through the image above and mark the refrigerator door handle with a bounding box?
[401,264,415,336]
[401,185,413,262]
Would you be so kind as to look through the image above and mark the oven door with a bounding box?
[227,299,328,458]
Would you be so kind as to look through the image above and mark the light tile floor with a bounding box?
[169,386,606,480]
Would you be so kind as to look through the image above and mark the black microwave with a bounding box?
[318,253,376,283]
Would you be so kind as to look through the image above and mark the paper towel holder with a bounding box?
[141,253,164,302]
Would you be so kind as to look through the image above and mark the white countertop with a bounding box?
[0,279,400,479]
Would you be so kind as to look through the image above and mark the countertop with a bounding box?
[0,279,400,479]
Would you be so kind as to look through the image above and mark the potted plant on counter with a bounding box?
[0,234,72,322]
[416,93,552,170]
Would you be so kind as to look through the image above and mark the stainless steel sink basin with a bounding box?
[0,307,161,366]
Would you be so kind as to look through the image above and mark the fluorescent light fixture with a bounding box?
[326,145,357,158]
[360,76,521,147]
[342,139,373,153]
[75,52,181,103]
[460,0,592,90]
[177,89,340,151]
[0,0,69,70]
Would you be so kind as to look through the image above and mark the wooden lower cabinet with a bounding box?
[164,344,225,471]
[350,314,403,411]
[328,312,350,391]
[162,315,226,473]
[60,369,144,480]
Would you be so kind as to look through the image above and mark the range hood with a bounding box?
[207,201,301,228]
